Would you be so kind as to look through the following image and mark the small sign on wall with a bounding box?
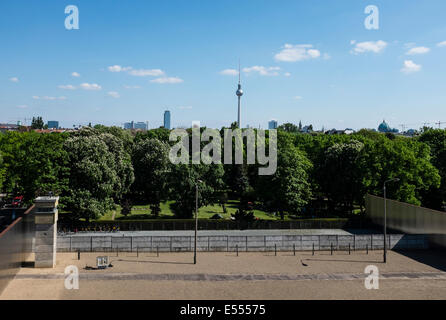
[35,215,54,224]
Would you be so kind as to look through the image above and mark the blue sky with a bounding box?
[1,0,446,130]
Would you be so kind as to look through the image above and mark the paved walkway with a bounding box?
[2,251,446,299]
[12,271,446,281]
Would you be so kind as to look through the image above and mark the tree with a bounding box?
[0,131,69,202]
[320,140,366,213]
[0,152,5,192]
[362,136,440,205]
[418,129,446,210]
[169,162,225,218]
[62,128,134,221]
[134,128,171,145]
[132,139,170,217]
[63,135,117,221]
[278,122,299,133]
[31,117,44,129]
[120,196,133,216]
[258,145,312,219]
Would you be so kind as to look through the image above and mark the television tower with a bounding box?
[236,62,243,128]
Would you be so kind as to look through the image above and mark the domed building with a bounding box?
[378,120,390,133]
[378,120,399,133]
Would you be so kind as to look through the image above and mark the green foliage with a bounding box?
[120,197,132,216]
[134,128,171,144]
[258,144,312,218]
[362,135,440,205]
[0,131,69,202]
[231,207,256,228]
[31,116,45,129]
[278,122,299,133]
[0,126,445,222]
[320,140,366,212]
[94,125,134,154]
[169,162,225,218]
[418,129,446,209]
[0,152,5,191]
[294,131,441,210]
[62,128,134,221]
[132,138,171,216]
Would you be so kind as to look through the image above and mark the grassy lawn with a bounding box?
[95,200,280,221]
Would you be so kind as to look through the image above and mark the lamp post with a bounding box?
[383,178,399,263]
[194,179,203,265]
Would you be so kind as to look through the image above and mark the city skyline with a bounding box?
[1,0,446,130]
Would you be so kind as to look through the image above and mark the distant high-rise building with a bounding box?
[268,120,278,130]
[47,121,59,129]
[164,110,171,129]
[124,121,134,130]
[134,122,148,130]
[124,121,148,130]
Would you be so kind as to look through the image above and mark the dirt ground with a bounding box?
[1,250,446,300]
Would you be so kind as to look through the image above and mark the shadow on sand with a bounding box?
[393,249,446,272]
[115,258,194,265]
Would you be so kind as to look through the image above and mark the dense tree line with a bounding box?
[0,125,444,221]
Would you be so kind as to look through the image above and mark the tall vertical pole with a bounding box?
[236,61,243,129]
[238,96,241,129]
[383,184,387,263]
[194,184,198,264]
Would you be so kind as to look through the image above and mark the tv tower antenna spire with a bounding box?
[236,60,244,128]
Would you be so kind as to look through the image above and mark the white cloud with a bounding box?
[9,77,19,82]
[107,91,120,98]
[80,83,102,90]
[401,60,421,74]
[123,85,141,89]
[406,46,430,55]
[351,40,387,54]
[274,44,322,62]
[437,41,446,47]
[71,72,80,77]
[220,69,238,76]
[108,65,167,77]
[129,69,165,77]
[17,105,28,109]
[58,84,76,90]
[108,65,132,72]
[150,77,183,84]
[243,66,281,76]
[294,96,303,100]
[32,96,67,100]
[284,72,291,77]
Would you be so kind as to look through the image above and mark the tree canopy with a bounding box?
[0,125,445,220]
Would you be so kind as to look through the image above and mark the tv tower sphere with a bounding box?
[236,85,243,97]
